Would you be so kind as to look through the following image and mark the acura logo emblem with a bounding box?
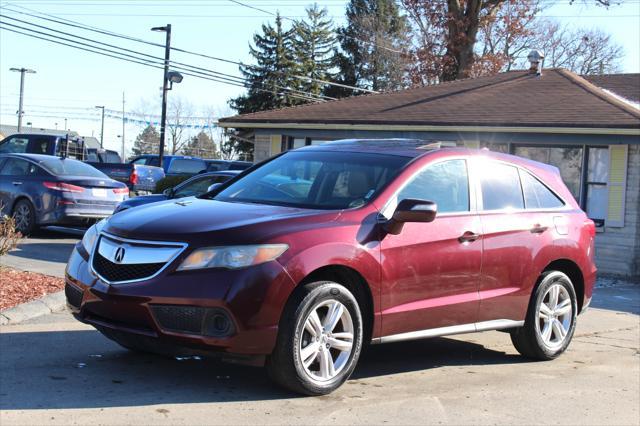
[114,247,126,263]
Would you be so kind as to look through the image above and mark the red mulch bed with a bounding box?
[0,266,65,311]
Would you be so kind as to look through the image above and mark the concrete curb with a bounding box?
[0,291,66,326]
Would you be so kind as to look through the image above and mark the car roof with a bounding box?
[298,139,461,158]
[199,170,242,177]
[0,153,77,163]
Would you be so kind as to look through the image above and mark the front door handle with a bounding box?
[530,224,548,234]
[12,181,23,186]
[458,231,480,243]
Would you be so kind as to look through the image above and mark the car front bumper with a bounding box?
[65,243,296,359]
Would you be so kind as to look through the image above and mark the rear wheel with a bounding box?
[510,271,577,360]
[267,281,363,395]
[12,199,36,236]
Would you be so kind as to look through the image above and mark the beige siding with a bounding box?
[594,144,640,277]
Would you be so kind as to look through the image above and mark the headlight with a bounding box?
[177,244,288,271]
[81,219,106,254]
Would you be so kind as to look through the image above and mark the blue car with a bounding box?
[114,170,240,214]
[0,153,129,234]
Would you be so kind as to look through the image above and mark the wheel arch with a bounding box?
[542,259,585,313]
[299,265,375,344]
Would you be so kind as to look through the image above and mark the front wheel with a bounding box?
[510,271,578,360]
[267,281,363,395]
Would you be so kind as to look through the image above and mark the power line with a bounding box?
[1,4,378,94]
[0,20,334,102]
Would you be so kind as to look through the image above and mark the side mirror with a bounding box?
[207,183,222,193]
[384,199,437,235]
[163,188,174,198]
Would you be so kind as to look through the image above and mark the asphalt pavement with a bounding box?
[0,228,82,278]
[0,283,638,425]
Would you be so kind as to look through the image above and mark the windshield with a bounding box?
[213,150,410,209]
[41,158,109,178]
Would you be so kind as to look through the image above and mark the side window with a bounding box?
[396,159,470,213]
[479,162,524,211]
[0,158,40,176]
[520,171,564,209]
[174,177,215,198]
[29,138,50,154]
[168,159,207,174]
[131,158,147,165]
[0,137,29,154]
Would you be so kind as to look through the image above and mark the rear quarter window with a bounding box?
[520,170,564,209]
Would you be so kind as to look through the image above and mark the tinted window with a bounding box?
[0,158,41,176]
[214,151,409,209]
[0,137,29,153]
[30,138,50,154]
[41,158,108,178]
[174,176,218,198]
[105,152,121,163]
[395,159,469,213]
[479,162,524,210]
[520,171,564,209]
[168,159,207,174]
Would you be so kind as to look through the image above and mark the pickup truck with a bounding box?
[130,154,208,177]
[0,134,165,194]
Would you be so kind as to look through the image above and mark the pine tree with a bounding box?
[230,13,300,114]
[292,4,336,97]
[130,125,159,157]
[329,0,410,97]
[182,131,218,158]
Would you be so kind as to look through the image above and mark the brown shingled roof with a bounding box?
[220,69,640,130]
[584,73,640,103]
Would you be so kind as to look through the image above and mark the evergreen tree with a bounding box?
[329,0,410,97]
[130,125,159,157]
[292,4,336,97]
[182,131,218,158]
[230,13,300,114]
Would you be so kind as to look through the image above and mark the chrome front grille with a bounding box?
[90,233,187,284]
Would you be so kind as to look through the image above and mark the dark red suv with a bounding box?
[65,139,596,395]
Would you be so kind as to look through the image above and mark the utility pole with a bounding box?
[64,118,68,130]
[151,24,171,168]
[121,92,126,160]
[95,105,105,148]
[9,67,36,132]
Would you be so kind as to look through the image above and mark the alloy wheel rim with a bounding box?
[298,299,354,382]
[537,283,572,349]
[14,205,30,231]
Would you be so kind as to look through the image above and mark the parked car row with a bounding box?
[63,138,596,396]
[0,133,249,234]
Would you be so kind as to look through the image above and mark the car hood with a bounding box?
[104,197,340,244]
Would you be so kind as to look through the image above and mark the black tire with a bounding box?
[12,199,36,236]
[510,271,578,360]
[267,281,363,395]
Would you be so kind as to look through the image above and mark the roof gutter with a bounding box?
[218,122,640,136]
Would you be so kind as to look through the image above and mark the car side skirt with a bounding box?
[371,319,525,344]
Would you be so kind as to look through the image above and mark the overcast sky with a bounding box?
[1,0,638,156]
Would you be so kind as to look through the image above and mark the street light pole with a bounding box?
[152,24,171,168]
[9,67,36,132]
[95,105,105,147]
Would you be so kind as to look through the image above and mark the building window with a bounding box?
[513,146,583,202]
[585,147,608,226]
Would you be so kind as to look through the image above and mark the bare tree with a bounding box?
[525,21,624,74]
[166,97,194,155]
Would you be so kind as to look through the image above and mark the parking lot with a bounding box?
[0,259,638,425]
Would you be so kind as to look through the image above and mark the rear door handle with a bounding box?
[458,231,481,243]
[531,224,548,234]
[12,181,22,186]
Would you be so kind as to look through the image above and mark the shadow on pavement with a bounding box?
[0,328,524,410]
[8,242,77,263]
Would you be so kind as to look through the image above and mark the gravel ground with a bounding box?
[0,266,64,311]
